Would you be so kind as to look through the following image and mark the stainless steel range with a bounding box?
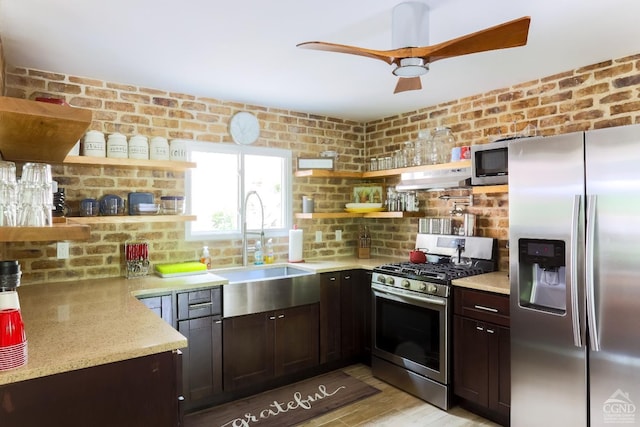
[371,233,497,410]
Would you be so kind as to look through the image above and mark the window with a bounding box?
[185,141,292,241]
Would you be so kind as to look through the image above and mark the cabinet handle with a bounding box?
[473,304,498,313]
[215,320,222,324]
[188,302,213,309]
[344,275,351,280]
[486,329,495,334]
[269,316,276,320]
[476,325,484,331]
[278,314,285,319]
[329,277,336,281]
[178,395,185,401]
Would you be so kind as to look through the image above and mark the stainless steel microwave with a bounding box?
[471,139,509,185]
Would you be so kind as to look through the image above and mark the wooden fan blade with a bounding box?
[406,16,531,63]
[297,41,394,64]
[394,77,422,94]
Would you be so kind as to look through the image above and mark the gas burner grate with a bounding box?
[375,261,488,282]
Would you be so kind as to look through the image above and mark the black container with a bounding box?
[0,260,21,291]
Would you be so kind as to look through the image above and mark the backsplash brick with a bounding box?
[2,49,640,283]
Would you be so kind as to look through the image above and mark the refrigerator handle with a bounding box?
[570,194,583,348]
[586,194,600,351]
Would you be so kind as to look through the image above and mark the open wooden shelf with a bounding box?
[63,155,196,171]
[295,211,422,219]
[67,215,196,225]
[362,160,471,179]
[0,223,91,242]
[0,97,92,163]
[294,169,363,179]
[294,160,472,180]
[472,184,508,194]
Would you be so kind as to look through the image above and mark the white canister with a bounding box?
[128,135,149,160]
[149,136,170,161]
[82,130,106,157]
[106,133,128,159]
[169,139,187,161]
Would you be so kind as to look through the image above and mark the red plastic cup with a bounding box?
[0,308,26,347]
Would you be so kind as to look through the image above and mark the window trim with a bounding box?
[184,141,293,242]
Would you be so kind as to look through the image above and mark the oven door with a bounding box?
[372,284,449,384]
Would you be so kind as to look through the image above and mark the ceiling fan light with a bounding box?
[393,58,429,77]
[392,1,430,48]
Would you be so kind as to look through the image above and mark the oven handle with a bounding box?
[372,286,446,307]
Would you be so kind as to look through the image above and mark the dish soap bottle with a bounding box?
[200,246,211,269]
[254,240,264,265]
[265,238,275,264]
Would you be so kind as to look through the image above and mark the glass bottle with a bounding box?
[432,126,456,164]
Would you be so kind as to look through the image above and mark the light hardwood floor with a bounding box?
[299,364,501,427]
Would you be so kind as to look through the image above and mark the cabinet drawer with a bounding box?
[454,287,509,327]
[177,287,221,320]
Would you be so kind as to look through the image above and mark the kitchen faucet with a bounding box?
[242,191,265,266]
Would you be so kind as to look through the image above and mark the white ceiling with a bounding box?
[1,0,639,122]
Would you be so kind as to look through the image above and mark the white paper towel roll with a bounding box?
[288,228,304,262]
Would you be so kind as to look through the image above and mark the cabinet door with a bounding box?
[320,272,341,363]
[488,324,511,417]
[223,312,274,391]
[340,270,366,360]
[453,314,489,406]
[362,271,372,362]
[178,316,222,411]
[139,294,173,326]
[275,304,319,377]
[0,352,179,427]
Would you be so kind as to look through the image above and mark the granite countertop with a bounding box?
[452,271,510,295]
[0,256,395,386]
[0,255,507,386]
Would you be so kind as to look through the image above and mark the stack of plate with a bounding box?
[345,203,384,213]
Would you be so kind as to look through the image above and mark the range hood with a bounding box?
[396,166,471,191]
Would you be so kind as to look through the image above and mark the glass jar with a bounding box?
[431,126,456,164]
[414,130,430,166]
[402,141,414,168]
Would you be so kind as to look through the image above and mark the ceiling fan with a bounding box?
[297,2,531,94]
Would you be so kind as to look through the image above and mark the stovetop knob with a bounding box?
[401,279,410,288]
[387,276,395,285]
[426,283,437,294]
[418,282,427,291]
[378,275,386,284]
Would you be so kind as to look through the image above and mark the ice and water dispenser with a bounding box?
[517,238,567,313]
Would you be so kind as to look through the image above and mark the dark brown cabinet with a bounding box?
[320,272,342,363]
[453,287,510,425]
[0,351,181,427]
[340,270,368,361]
[319,270,370,364]
[176,287,222,412]
[223,303,319,391]
[139,293,174,326]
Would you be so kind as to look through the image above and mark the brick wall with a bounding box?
[3,52,640,283]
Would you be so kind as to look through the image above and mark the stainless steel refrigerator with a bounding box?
[509,124,640,426]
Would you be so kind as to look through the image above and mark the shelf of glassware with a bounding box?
[62,155,196,171]
[295,211,422,219]
[0,223,91,242]
[294,160,471,180]
[67,214,197,225]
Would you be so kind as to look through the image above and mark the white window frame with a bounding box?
[185,141,293,241]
